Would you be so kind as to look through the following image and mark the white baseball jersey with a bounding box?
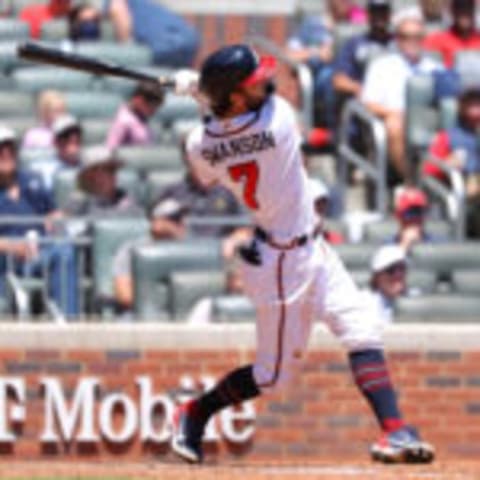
[186,95,316,240]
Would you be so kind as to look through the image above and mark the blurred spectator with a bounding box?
[186,258,245,325]
[22,91,66,150]
[112,198,188,312]
[286,9,335,127]
[155,156,250,259]
[20,0,72,39]
[68,2,101,41]
[363,245,407,323]
[424,86,480,237]
[424,0,480,68]
[106,82,164,149]
[28,114,82,191]
[309,177,344,244]
[333,0,393,99]
[0,126,78,316]
[326,0,367,27]
[362,8,442,180]
[420,0,445,23]
[108,0,199,66]
[64,145,142,217]
[389,187,445,252]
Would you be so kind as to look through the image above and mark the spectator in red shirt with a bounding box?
[424,0,480,68]
[20,0,72,39]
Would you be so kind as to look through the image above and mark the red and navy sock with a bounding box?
[349,349,405,433]
[186,364,260,434]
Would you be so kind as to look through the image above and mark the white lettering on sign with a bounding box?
[0,375,256,447]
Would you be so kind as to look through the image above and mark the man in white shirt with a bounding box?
[362,8,442,180]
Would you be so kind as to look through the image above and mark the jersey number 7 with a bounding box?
[228,161,260,210]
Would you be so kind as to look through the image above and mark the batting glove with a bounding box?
[174,69,200,96]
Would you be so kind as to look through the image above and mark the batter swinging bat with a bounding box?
[17,41,176,89]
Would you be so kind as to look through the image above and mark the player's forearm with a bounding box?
[333,73,361,96]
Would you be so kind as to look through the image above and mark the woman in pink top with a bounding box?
[106,82,165,149]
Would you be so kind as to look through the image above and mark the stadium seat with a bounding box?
[395,294,480,322]
[0,91,34,116]
[212,295,255,323]
[144,170,185,207]
[132,239,222,319]
[11,0,46,15]
[65,91,123,118]
[41,19,115,41]
[334,244,378,271]
[155,94,201,126]
[452,271,480,295]
[363,219,452,243]
[53,169,80,209]
[0,41,27,73]
[13,67,94,92]
[7,117,36,138]
[170,270,225,319]
[81,119,111,145]
[170,119,201,143]
[92,217,149,315]
[411,243,480,278]
[117,145,183,172]
[76,42,153,68]
[0,19,29,40]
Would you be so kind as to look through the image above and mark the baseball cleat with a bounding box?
[371,425,435,464]
[171,402,204,464]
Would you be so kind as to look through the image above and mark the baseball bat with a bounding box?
[17,41,175,89]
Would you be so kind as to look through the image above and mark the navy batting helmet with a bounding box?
[199,44,276,116]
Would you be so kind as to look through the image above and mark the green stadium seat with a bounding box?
[334,244,378,271]
[13,66,94,93]
[155,94,200,126]
[363,219,452,243]
[212,295,255,323]
[411,243,480,277]
[170,119,201,143]
[0,74,12,90]
[170,270,225,319]
[118,145,183,172]
[76,42,153,68]
[80,119,110,145]
[0,91,34,116]
[19,148,55,169]
[132,240,222,319]
[0,19,29,40]
[439,97,458,130]
[144,170,185,207]
[0,41,27,73]
[53,168,80,209]
[11,0,46,15]
[395,294,480,322]
[41,19,115,41]
[452,271,480,295]
[65,91,123,118]
[7,117,36,138]
[93,217,149,314]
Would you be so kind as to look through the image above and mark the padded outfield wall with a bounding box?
[0,323,479,461]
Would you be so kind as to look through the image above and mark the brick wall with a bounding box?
[0,324,479,462]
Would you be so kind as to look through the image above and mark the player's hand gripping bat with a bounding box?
[17,41,176,90]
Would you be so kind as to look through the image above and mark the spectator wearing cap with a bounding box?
[388,187,445,252]
[309,177,344,244]
[286,7,335,127]
[64,145,142,217]
[28,114,83,191]
[112,197,188,313]
[362,245,408,323]
[333,0,393,100]
[362,8,442,181]
[156,150,250,259]
[20,0,72,39]
[22,90,66,150]
[424,0,480,68]
[424,86,480,237]
[0,126,78,316]
[106,82,164,149]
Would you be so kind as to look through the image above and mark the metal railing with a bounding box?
[337,99,389,215]
[420,156,466,240]
[248,35,315,131]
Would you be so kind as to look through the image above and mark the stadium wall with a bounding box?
[0,323,479,461]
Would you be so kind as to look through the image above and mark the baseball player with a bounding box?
[170,44,434,465]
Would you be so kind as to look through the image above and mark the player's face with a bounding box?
[237,79,274,112]
[0,142,17,188]
[376,262,407,299]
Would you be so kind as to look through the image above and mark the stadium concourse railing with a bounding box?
[0,215,251,321]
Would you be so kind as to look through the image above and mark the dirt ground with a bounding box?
[1,461,480,480]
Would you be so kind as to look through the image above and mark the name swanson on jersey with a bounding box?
[201,130,276,166]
